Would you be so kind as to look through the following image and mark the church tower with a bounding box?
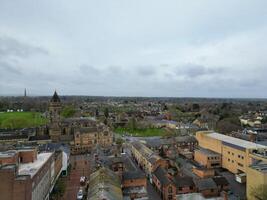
[49,91,62,142]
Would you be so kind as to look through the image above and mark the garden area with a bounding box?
[114,127,168,137]
[0,112,47,129]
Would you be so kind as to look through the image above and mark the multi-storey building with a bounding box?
[0,148,62,200]
[246,149,267,200]
[47,91,114,150]
[196,131,267,174]
[70,126,113,154]
[196,131,267,200]
[194,148,221,169]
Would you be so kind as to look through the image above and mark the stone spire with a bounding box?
[50,90,61,103]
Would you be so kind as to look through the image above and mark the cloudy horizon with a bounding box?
[0,0,267,98]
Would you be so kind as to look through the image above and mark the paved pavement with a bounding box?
[62,155,90,200]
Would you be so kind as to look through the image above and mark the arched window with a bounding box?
[168,186,172,193]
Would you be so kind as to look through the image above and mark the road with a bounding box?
[62,155,91,200]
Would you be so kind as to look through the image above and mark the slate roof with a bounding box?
[195,147,220,156]
[88,167,123,200]
[123,170,146,180]
[153,166,171,185]
[197,178,217,191]
[0,134,28,140]
[29,135,50,141]
[174,176,195,188]
[131,141,161,165]
[212,176,229,186]
[50,91,60,102]
[175,136,198,143]
[77,127,98,134]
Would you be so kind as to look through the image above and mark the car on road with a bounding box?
[80,176,86,186]
[76,189,83,200]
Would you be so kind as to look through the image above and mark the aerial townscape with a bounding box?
[0,91,267,200]
[1,1,267,200]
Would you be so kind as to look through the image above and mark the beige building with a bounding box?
[246,150,267,200]
[196,131,267,200]
[196,131,266,174]
[194,148,221,169]
[71,126,113,154]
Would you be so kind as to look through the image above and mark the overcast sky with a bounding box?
[0,0,267,97]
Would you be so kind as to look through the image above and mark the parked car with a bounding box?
[80,176,86,186]
[76,189,83,200]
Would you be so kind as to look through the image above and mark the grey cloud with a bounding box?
[175,64,224,78]
[0,1,266,97]
[136,66,156,76]
[0,61,22,75]
[79,65,101,75]
[0,36,48,58]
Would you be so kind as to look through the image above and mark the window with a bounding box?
[168,186,173,193]
[232,160,234,163]
[238,163,244,167]
[228,158,230,162]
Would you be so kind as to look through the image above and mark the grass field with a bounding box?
[114,127,167,137]
[0,112,47,129]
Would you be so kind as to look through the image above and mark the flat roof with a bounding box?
[207,132,267,150]
[250,162,267,173]
[18,152,52,178]
[0,150,17,158]
[196,148,220,156]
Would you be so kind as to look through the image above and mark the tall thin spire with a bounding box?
[24,88,27,97]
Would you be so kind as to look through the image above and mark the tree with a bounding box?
[116,138,124,153]
[61,106,75,118]
[192,103,200,112]
[104,107,109,118]
[95,108,99,117]
[130,116,136,130]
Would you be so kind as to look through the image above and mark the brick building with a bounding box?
[122,171,148,199]
[152,166,176,200]
[0,148,62,200]
[131,141,167,182]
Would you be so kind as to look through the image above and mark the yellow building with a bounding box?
[246,150,267,200]
[196,131,267,200]
[194,148,221,169]
[196,131,266,174]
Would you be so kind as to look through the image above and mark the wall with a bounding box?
[123,177,147,188]
[196,132,222,154]
[246,166,267,200]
